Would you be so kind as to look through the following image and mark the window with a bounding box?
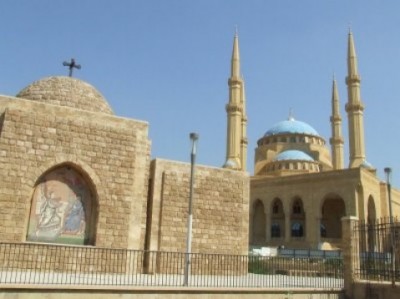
[291,222,304,237]
[293,201,302,214]
[271,223,281,238]
[320,224,327,238]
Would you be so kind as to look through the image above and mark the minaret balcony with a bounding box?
[345,102,365,112]
[330,115,342,122]
[345,75,361,84]
[226,104,243,113]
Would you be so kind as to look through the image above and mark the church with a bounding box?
[0,30,399,256]
[222,31,400,250]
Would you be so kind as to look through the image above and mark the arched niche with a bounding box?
[26,164,97,245]
[321,194,346,239]
[291,197,305,238]
[252,199,266,244]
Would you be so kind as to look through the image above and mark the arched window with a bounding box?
[271,223,281,238]
[320,224,327,238]
[291,222,304,237]
[293,201,302,214]
[271,198,285,239]
[26,165,97,245]
[273,202,279,214]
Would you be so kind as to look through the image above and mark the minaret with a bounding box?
[330,76,344,169]
[224,33,246,171]
[345,30,366,168]
[240,78,248,171]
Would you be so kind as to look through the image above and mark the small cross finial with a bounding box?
[235,25,238,36]
[63,58,81,77]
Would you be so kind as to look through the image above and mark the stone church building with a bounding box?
[0,30,399,255]
[0,75,249,255]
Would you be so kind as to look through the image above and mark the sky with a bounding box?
[1,1,400,185]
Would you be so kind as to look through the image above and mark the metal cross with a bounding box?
[62,58,81,77]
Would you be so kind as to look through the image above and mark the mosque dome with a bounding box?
[264,117,319,137]
[16,76,113,115]
[274,150,314,162]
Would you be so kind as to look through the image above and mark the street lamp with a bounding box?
[384,167,395,286]
[184,132,199,286]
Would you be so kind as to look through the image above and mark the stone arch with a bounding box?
[29,154,102,191]
[26,162,98,245]
[321,194,346,239]
[291,197,305,238]
[252,199,266,244]
[271,198,285,239]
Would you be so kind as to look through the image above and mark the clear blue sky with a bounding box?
[1,1,400,185]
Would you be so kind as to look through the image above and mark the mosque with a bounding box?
[223,31,400,250]
[0,31,398,255]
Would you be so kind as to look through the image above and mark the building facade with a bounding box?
[223,31,400,250]
[0,77,249,256]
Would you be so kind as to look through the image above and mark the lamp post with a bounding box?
[384,167,395,286]
[184,132,198,286]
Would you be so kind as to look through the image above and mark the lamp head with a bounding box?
[190,132,199,142]
[384,167,392,183]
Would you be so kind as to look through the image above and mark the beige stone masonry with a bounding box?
[0,96,150,249]
[146,159,249,256]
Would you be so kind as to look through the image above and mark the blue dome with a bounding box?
[264,118,319,137]
[274,150,314,162]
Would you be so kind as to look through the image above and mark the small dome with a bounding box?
[274,150,314,162]
[16,76,113,114]
[224,159,238,169]
[360,160,374,169]
[264,117,319,137]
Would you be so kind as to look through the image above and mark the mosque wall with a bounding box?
[0,97,150,250]
[250,168,363,249]
[146,159,249,255]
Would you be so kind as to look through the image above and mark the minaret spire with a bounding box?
[330,76,344,170]
[240,76,248,171]
[224,32,246,171]
[345,30,366,168]
[231,32,240,79]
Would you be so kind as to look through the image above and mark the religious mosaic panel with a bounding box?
[27,166,95,245]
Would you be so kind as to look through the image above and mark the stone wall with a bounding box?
[146,159,249,256]
[0,96,150,249]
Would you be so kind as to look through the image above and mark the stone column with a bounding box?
[315,217,321,249]
[265,211,271,243]
[285,212,291,243]
[342,216,359,299]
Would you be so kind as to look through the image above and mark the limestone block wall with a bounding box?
[0,96,150,249]
[146,159,249,256]
[250,168,363,249]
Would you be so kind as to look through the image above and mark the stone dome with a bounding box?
[16,76,113,114]
[264,117,319,137]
